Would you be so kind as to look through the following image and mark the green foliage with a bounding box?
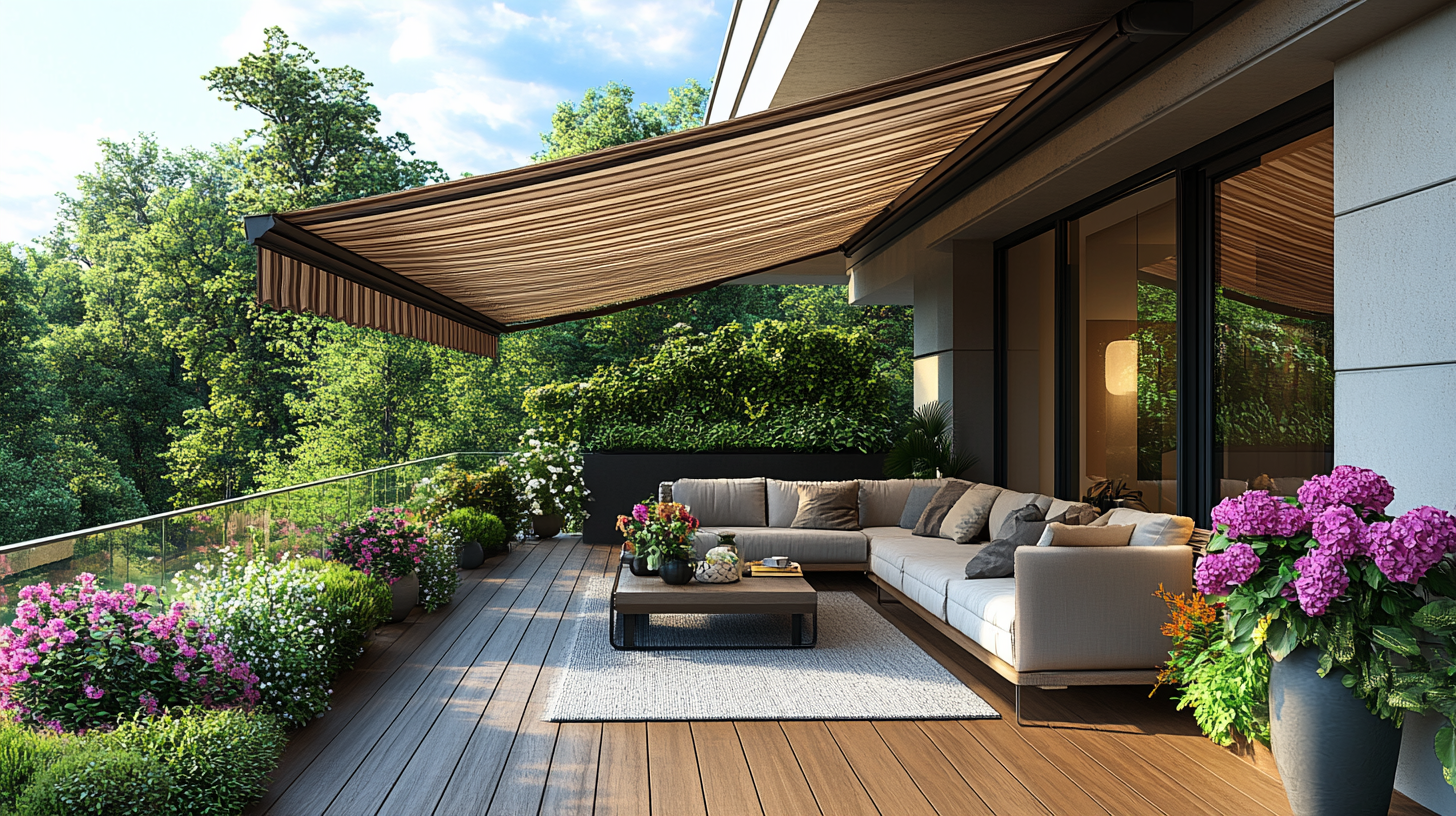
[0,722,67,811]
[441,508,509,553]
[533,80,708,162]
[292,558,391,676]
[417,531,460,613]
[15,746,171,816]
[505,430,588,531]
[525,321,901,454]
[1153,588,1270,746]
[91,709,285,816]
[414,461,528,538]
[882,401,977,479]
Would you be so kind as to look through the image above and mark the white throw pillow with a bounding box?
[938,484,1002,543]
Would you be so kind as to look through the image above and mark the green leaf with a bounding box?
[1266,618,1298,662]
[1372,626,1423,658]
[1437,725,1456,775]
[1415,600,1456,635]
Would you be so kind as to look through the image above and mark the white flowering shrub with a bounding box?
[508,429,589,532]
[177,552,388,726]
[417,529,460,612]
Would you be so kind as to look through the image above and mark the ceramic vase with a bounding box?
[629,555,659,577]
[695,544,741,583]
[659,558,694,585]
[532,513,565,539]
[1269,646,1402,816]
[388,572,420,623]
[457,539,485,570]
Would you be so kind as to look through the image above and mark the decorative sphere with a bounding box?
[695,546,741,583]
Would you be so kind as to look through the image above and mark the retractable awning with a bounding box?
[245,29,1089,356]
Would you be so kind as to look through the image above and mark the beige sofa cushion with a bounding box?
[672,478,766,527]
[1089,507,1195,547]
[987,490,1054,540]
[701,526,868,563]
[1037,522,1134,547]
[767,479,857,527]
[858,479,943,528]
[791,482,860,530]
[939,483,1002,543]
[947,578,1017,633]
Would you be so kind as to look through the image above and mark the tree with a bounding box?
[532,79,709,162]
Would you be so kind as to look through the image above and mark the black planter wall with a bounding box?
[582,452,889,544]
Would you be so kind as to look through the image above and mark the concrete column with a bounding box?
[911,240,994,483]
[1335,6,1456,813]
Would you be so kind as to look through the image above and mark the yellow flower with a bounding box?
[1252,614,1273,646]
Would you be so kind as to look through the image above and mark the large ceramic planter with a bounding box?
[457,539,485,570]
[388,572,420,623]
[1270,646,1402,816]
[659,558,694,585]
[532,513,565,539]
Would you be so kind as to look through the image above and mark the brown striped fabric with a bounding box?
[251,31,1083,355]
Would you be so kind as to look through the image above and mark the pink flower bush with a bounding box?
[328,507,427,585]
[1297,465,1395,516]
[0,575,259,732]
[1367,507,1456,584]
[1194,542,1260,595]
[1210,491,1309,539]
[1310,504,1370,559]
[1292,545,1351,616]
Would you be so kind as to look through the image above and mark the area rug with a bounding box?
[542,578,1000,722]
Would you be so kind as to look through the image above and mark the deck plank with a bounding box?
[779,720,878,816]
[480,544,611,816]
[596,721,650,816]
[540,722,602,816]
[872,720,992,816]
[917,720,1051,816]
[825,720,937,816]
[956,719,1109,816]
[649,722,708,816]
[691,722,764,816]
[736,722,822,816]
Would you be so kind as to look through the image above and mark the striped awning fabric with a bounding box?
[249,30,1084,355]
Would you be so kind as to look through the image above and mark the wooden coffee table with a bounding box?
[610,566,818,650]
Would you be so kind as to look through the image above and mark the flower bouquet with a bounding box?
[327,507,426,586]
[616,500,699,570]
[1190,466,1456,791]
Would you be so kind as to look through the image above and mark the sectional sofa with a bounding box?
[659,477,1197,719]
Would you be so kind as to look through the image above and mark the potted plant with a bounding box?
[616,500,700,584]
[508,429,589,538]
[328,507,428,622]
[882,400,977,479]
[1190,466,1456,815]
[439,507,508,569]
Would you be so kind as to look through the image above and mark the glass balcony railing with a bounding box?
[0,452,504,616]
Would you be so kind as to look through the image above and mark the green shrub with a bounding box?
[16,746,171,816]
[93,709,286,816]
[524,321,900,453]
[293,557,391,676]
[442,507,508,553]
[0,722,67,811]
[413,461,528,537]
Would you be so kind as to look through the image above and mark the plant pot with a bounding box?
[457,539,485,570]
[659,558,694,585]
[388,572,420,623]
[1270,646,1402,816]
[629,555,659,577]
[532,513,565,539]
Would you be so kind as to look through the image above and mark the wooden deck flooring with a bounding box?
[252,538,1436,816]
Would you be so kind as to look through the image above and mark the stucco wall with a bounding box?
[1334,5,1456,813]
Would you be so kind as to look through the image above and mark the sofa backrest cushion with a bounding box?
[1038,522,1135,547]
[987,490,1054,541]
[1089,507,1195,547]
[859,479,941,528]
[767,479,857,527]
[672,478,767,527]
[790,482,861,530]
[939,483,1003,543]
[899,483,944,529]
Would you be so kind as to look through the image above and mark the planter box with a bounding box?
[582,452,888,544]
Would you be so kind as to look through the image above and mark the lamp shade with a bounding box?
[1106,339,1138,396]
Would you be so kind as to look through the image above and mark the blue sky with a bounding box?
[0,0,732,243]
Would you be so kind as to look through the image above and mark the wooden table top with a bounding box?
[613,566,816,615]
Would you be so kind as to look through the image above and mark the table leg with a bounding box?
[623,613,636,648]
[791,613,803,646]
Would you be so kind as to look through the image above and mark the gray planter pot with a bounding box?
[388,572,420,623]
[458,539,485,569]
[532,513,565,539]
[1270,646,1401,816]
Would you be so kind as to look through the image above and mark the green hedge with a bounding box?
[524,321,899,453]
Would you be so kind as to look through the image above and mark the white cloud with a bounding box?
[566,0,718,65]
[379,72,563,172]
[0,122,119,243]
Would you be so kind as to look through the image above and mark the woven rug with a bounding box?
[542,577,1000,722]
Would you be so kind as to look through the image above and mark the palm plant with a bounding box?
[882,401,978,479]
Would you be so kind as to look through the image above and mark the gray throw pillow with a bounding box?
[790,482,861,530]
[966,503,1058,579]
[899,484,942,529]
[913,481,972,537]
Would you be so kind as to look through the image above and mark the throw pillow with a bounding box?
[938,483,1002,543]
[913,481,972,537]
[899,483,943,529]
[1036,522,1135,547]
[966,503,1056,579]
[790,482,860,530]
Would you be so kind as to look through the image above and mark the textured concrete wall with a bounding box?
[1335,5,1456,814]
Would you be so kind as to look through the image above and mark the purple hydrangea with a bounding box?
[1297,466,1396,516]
[632,504,650,524]
[1368,507,1456,584]
[1210,491,1310,539]
[1194,542,1261,595]
[1310,505,1369,559]
[1292,545,1351,616]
